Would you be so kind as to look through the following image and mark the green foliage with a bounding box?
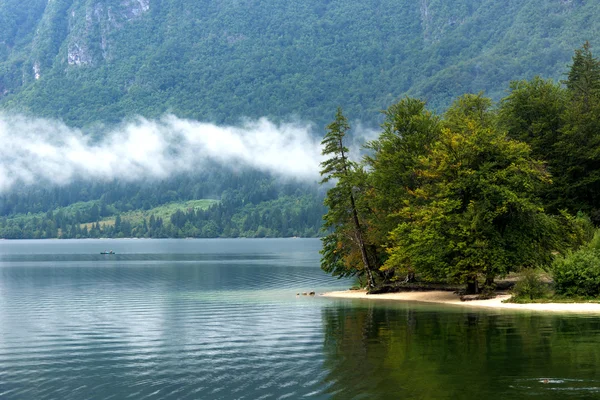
[563,41,600,102]
[313,43,600,297]
[320,108,353,186]
[0,171,326,239]
[543,45,600,221]
[320,108,357,236]
[1,1,600,126]
[552,249,600,298]
[320,108,377,286]
[384,94,556,292]
[364,97,440,254]
[585,229,600,251]
[320,76,599,293]
[549,225,600,299]
[511,269,550,301]
[498,44,600,223]
[568,212,597,249]
[499,77,566,162]
[320,233,357,279]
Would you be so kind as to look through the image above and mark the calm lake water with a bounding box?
[1,239,600,399]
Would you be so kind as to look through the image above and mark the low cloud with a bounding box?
[0,114,338,193]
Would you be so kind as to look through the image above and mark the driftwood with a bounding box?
[367,279,516,295]
[368,282,461,295]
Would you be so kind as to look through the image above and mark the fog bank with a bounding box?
[0,114,342,193]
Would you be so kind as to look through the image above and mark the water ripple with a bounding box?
[0,239,344,399]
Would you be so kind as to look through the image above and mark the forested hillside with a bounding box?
[0,170,326,238]
[1,0,599,127]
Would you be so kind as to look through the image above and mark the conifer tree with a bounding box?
[564,41,600,106]
[320,108,375,287]
[553,42,600,221]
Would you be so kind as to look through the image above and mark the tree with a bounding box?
[499,77,567,213]
[563,41,600,107]
[320,108,376,287]
[114,214,122,233]
[364,97,441,279]
[384,94,556,293]
[552,43,600,221]
[499,46,600,222]
[89,203,100,222]
[500,77,566,162]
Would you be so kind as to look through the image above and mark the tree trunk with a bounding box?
[349,192,374,288]
[466,276,479,294]
[400,271,415,284]
[339,138,375,288]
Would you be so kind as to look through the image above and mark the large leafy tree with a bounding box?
[320,108,376,287]
[384,94,557,293]
[364,97,441,279]
[500,77,566,162]
[499,77,567,213]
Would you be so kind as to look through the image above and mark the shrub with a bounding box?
[554,211,596,254]
[585,229,600,251]
[512,269,549,300]
[552,249,600,297]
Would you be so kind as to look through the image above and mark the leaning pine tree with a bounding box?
[320,108,376,288]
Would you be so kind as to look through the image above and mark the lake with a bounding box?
[1,238,600,399]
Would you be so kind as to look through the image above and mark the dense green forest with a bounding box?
[1,0,599,127]
[320,44,600,295]
[0,170,326,238]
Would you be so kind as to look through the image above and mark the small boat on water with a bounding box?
[100,250,116,255]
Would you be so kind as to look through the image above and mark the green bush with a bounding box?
[585,229,600,251]
[512,269,549,300]
[552,249,600,297]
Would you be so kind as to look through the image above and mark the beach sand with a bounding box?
[322,290,600,313]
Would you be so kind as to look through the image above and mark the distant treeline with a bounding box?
[0,168,292,215]
[0,170,325,239]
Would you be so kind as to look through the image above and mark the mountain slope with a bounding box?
[0,0,597,127]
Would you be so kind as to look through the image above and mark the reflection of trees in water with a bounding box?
[320,305,600,399]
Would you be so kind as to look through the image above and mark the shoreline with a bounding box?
[322,290,600,313]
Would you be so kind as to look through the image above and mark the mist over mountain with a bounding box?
[0,114,326,193]
[0,0,597,127]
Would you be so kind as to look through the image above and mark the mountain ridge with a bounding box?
[1,0,597,127]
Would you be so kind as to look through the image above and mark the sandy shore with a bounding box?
[322,290,600,313]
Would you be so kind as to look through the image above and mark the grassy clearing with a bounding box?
[79,199,218,229]
[80,220,115,230]
[124,199,218,222]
